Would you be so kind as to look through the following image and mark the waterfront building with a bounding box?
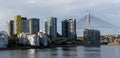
[14,15,22,34]
[7,20,14,36]
[45,17,57,40]
[68,19,76,39]
[18,33,39,46]
[62,19,76,39]
[17,33,29,45]
[62,19,69,37]
[28,18,39,34]
[14,15,29,34]
[28,34,39,46]
[38,29,48,46]
[83,11,100,44]
[83,29,100,44]
[21,17,28,33]
[0,31,8,48]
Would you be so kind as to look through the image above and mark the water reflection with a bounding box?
[76,46,84,58]
[0,45,120,58]
[101,45,120,58]
[84,46,100,58]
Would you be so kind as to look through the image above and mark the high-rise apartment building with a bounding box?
[14,15,28,34]
[62,19,69,37]
[28,18,39,34]
[62,19,76,39]
[68,19,76,39]
[14,15,22,34]
[7,20,14,36]
[45,17,57,40]
[21,17,28,33]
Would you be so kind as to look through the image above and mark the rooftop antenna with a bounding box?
[86,10,91,30]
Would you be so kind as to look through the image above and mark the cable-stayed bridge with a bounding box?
[76,12,120,36]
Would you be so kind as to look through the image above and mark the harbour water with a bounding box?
[0,45,120,58]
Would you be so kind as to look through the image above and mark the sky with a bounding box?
[0,0,120,35]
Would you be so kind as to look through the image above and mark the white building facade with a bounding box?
[0,31,8,48]
[18,33,39,46]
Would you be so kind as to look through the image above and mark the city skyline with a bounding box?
[0,0,120,32]
[0,1,120,58]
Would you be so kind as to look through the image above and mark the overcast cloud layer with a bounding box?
[0,0,120,33]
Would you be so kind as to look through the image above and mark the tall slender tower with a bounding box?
[86,11,91,29]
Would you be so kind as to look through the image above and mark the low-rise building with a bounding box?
[38,29,48,46]
[28,34,39,46]
[0,31,8,48]
[18,33,39,46]
[17,33,29,45]
[84,29,100,44]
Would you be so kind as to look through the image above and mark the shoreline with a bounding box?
[0,44,101,50]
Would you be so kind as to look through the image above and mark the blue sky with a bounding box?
[0,0,120,35]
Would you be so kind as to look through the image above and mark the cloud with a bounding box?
[0,0,120,33]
